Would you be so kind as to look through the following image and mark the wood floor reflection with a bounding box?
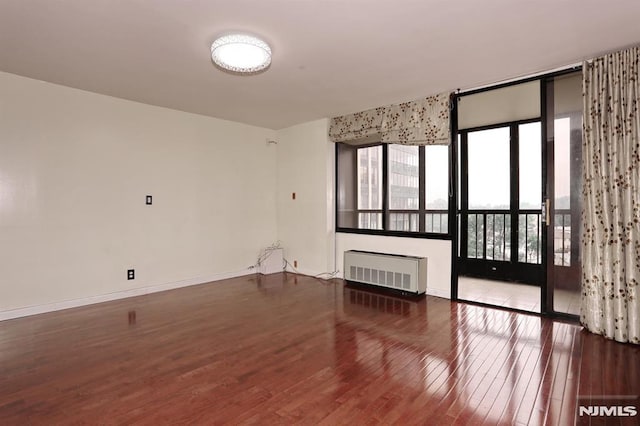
[0,273,638,425]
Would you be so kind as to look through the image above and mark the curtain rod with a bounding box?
[457,43,640,95]
[457,61,583,95]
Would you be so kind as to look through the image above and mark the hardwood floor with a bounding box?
[1,273,639,425]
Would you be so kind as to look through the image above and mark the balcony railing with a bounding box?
[518,212,542,264]
[425,210,448,233]
[467,211,510,261]
[355,205,571,261]
[465,209,542,264]
[356,209,448,234]
[357,210,383,230]
[554,209,572,266]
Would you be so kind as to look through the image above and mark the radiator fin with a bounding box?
[403,273,411,289]
[394,273,401,288]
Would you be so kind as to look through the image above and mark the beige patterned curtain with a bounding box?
[329,92,450,145]
[328,106,386,144]
[582,46,640,344]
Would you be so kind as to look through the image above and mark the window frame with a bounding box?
[335,142,452,240]
[456,117,545,284]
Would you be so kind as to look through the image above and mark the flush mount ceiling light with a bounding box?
[210,34,272,74]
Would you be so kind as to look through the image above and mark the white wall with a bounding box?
[274,118,452,298]
[275,119,335,276]
[0,72,452,320]
[0,71,278,318]
[335,234,452,299]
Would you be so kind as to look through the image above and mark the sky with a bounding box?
[356,117,572,211]
[464,119,571,210]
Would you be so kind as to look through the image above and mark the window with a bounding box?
[388,145,419,231]
[357,146,383,229]
[425,145,449,233]
[337,143,450,237]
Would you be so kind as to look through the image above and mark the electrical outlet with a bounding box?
[294,260,298,268]
[127,269,135,280]
[146,195,152,205]
[292,192,296,200]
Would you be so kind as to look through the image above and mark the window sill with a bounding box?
[336,228,452,240]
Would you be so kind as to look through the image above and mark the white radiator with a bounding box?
[343,250,427,295]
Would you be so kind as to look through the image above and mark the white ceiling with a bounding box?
[1,0,639,130]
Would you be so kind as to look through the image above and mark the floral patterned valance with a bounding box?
[329,92,451,145]
[328,106,386,144]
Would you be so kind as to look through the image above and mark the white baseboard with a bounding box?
[282,266,335,280]
[426,287,451,299]
[1,268,447,322]
[0,268,254,322]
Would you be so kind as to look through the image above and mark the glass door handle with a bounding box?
[541,199,550,223]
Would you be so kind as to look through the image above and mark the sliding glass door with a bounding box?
[453,71,583,317]
[545,72,582,316]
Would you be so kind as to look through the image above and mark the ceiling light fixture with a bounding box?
[210,34,272,74]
